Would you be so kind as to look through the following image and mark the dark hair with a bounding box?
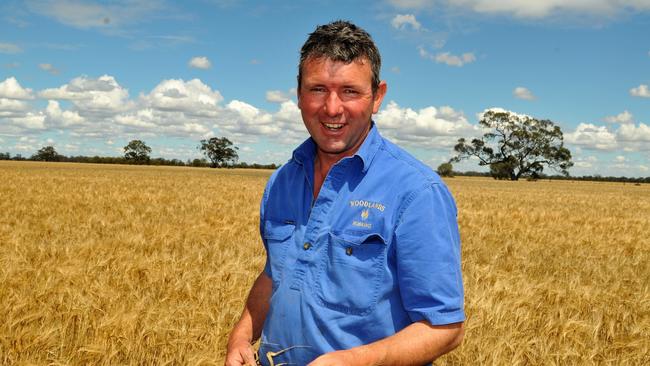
[298,20,381,93]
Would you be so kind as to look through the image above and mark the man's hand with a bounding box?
[224,272,272,366]
[307,349,360,366]
[225,338,258,366]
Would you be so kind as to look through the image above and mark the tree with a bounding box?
[190,158,208,167]
[451,110,573,181]
[124,140,152,164]
[489,161,517,180]
[31,146,61,162]
[437,162,454,177]
[198,137,239,168]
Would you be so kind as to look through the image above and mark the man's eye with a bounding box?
[311,87,326,93]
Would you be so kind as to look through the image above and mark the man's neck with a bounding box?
[313,153,335,200]
[311,123,372,199]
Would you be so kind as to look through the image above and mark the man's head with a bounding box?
[298,20,381,94]
[296,21,387,162]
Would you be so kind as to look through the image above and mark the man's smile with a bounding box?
[322,122,344,131]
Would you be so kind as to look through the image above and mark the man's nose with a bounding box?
[323,92,343,116]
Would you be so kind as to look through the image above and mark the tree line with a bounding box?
[435,165,650,184]
[1,110,648,183]
[0,137,278,170]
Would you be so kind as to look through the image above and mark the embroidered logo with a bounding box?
[349,200,385,212]
[353,209,373,229]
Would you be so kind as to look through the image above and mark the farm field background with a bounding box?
[1,161,648,365]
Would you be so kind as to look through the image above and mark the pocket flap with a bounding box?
[335,231,387,246]
[263,219,295,240]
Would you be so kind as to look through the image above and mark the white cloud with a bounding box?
[617,123,650,143]
[39,75,132,112]
[45,100,85,127]
[10,112,46,130]
[13,136,40,152]
[39,63,60,75]
[18,76,304,142]
[604,110,633,124]
[565,123,618,150]
[387,0,435,9]
[573,161,592,168]
[223,100,280,137]
[26,0,165,29]
[266,90,291,103]
[0,42,22,54]
[513,86,536,100]
[630,84,650,98]
[0,98,30,116]
[115,109,164,130]
[376,101,475,148]
[0,77,34,99]
[391,66,401,74]
[271,100,308,144]
[389,0,650,18]
[477,107,531,122]
[615,155,626,162]
[189,56,212,69]
[63,143,80,152]
[391,14,422,30]
[419,47,476,66]
[113,79,267,140]
[143,78,222,114]
[435,52,476,67]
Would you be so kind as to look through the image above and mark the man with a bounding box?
[226,20,464,366]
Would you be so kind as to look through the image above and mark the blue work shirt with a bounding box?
[258,125,464,365]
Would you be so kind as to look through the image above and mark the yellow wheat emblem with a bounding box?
[361,209,369,220]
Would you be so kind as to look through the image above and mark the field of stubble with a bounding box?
[0,161,648,365]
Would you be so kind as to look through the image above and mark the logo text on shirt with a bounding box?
[351,200,384,229]
[349,200,385,212]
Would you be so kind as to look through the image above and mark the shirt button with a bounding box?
[303,242,312,250]
[346,247,353,255]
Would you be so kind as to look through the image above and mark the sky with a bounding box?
[1,0,649,177]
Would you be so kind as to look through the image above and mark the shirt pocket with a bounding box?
[315,231,387,316]
[263,219,295,286]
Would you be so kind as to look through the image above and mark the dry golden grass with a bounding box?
[1,161,648,365]
[446,177,650,365]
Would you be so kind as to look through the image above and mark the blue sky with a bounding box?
[1,0,649,177]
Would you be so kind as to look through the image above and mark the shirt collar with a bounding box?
[292,121,382,173]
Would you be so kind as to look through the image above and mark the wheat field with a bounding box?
[1,161,648,365]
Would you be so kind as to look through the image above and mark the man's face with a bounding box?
[298,57,386,161]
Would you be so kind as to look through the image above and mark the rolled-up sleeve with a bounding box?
[394,182,465,325]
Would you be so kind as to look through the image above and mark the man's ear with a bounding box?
[296,85,302,110]
[372,81,387,114]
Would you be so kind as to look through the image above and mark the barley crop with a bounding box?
[0,161,648,365]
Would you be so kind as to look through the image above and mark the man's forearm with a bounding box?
[362,321,464,365]
[225,272,273,366]
[309,321,464,366]
[228,272,272,343]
